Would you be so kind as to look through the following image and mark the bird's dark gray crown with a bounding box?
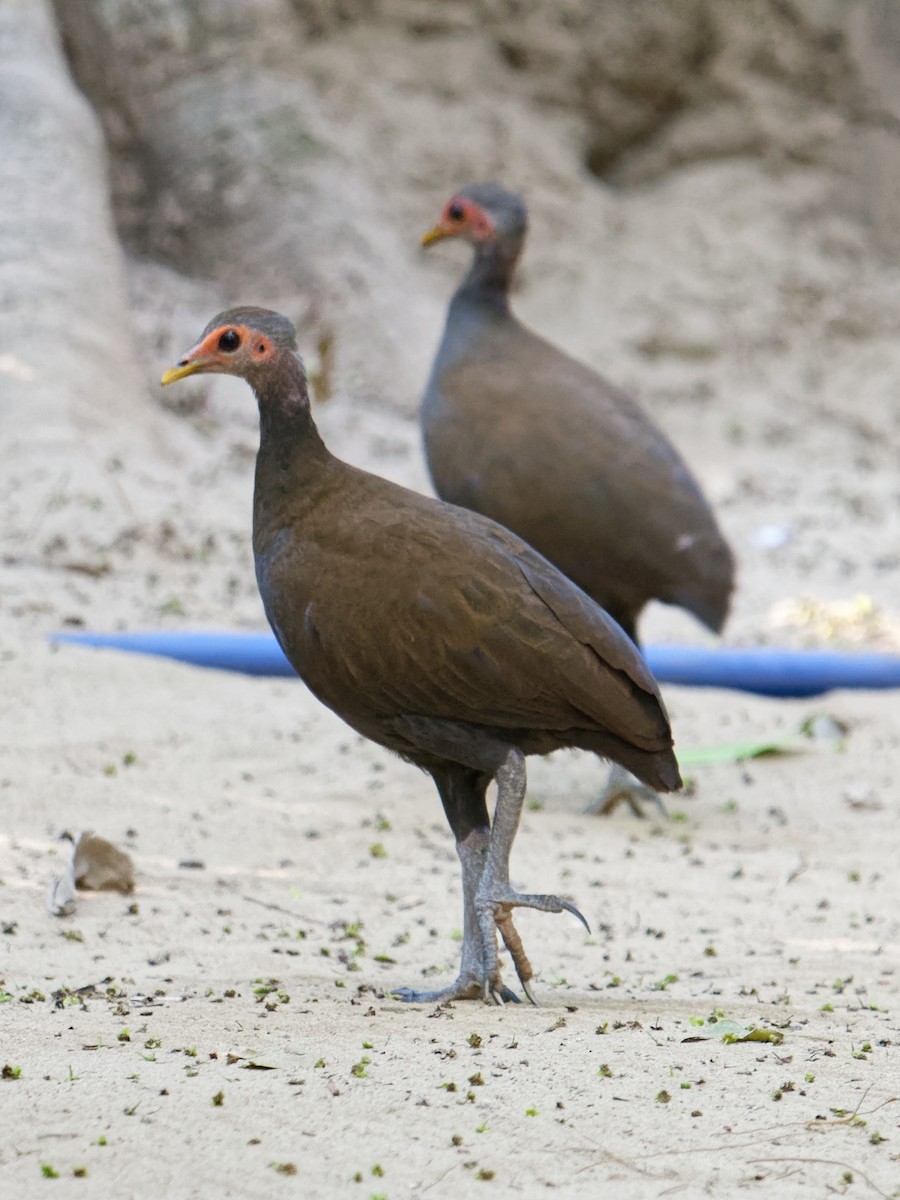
[203,306,298,349]
[456,182,528,236]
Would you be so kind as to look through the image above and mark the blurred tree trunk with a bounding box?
[1,0,154,556]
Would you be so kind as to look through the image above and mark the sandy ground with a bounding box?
[2,650,900,1198]
[4,3,900,1197]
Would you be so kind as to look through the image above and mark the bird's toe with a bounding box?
[479,885,590,933]
[583,769,667,818]
[391,977,485,1004]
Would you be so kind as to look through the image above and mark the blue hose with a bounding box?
[50,630,900,698]
[53,631,298,678]
[643,644,900,698]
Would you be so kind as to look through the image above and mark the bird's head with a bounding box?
[161,307,299,388]
[422,182,527,251]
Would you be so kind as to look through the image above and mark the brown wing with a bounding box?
[263,476,671,755]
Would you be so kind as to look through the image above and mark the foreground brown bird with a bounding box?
[162,307,681,1004]
[421,183,735,815]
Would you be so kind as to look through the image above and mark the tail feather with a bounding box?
[573,729,682,793]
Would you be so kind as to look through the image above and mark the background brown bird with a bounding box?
[421,182,736,815]
[162,306,681,1004]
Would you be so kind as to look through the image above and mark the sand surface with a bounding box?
[3,656,900,1197]
[3,3,900,1197]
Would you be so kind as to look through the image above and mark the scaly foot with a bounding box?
[476,887,588,1003]
[495,911,537,1005]
[392,977,520,1005]
[393,824,524,1004]
[475,749,590,1002]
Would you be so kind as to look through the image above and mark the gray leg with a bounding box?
[583,762,668,818]
[392,829,519,1004]
[475,749,589,1004]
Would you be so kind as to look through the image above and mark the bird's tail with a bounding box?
[573,730,682,793]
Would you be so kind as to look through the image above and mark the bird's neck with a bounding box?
[431,240,522,378]
[456,235,522,312]
[252,352,334,532]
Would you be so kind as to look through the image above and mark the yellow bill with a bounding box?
[161,359,204,386]
[421,225,450,247]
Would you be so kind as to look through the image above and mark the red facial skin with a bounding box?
[176,324,277,374]
[422,197,496,246]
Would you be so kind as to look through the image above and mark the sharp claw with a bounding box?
[560,897,591,933]
[483,979,519,1006]
[522,979,538,1006]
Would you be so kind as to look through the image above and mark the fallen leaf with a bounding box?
[677,738,801,768]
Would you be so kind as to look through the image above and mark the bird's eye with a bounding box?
[447,203,465,222]
[218,329,241,352]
